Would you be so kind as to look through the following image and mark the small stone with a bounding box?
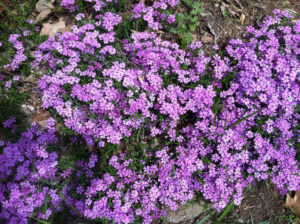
[200,12,209,17]
[166,201,206,224]
[57,23,74,33]
[40,18,66,36]
[21,104,35,115]
[192,34,198,43]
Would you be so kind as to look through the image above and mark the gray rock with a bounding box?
[36,0,54,12]
[36,8,52,21]
[166,201,207,224]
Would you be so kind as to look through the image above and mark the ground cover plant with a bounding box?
[0,0,299,223]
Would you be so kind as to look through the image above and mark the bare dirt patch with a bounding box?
[197,0,299,52]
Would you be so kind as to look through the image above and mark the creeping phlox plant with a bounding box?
[0,123,61,224]
[0,0,299,222]
[34,0,213,146]
[0,31,26,91]
[132,0,177,30]
[180,9,300,210]
[0,16,45,127]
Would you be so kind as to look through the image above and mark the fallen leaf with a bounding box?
[23,74,38,84]
[130,29,140,34]
[40,18,66,36]
[234,0,244,9]
[138,76,145,83]
[201,32,213,44]
[156,30,164,34]
[117,141,125,154]
[240,13,246,25]
[55,122,63,131]
[286,191,300,219]
[1,65,12,72]
[0,0,9,13]
[31,108,51,129]
[191,34,198,43]
[155,30,165,38]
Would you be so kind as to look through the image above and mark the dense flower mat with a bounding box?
[0,0,299,223]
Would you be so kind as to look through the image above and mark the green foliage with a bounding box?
[222,10,229,17]
[197,210,216,224]
[169,0,202,48]
[0,87,27,140]
[227,110,261,130]
[280,209,299,223]
[217,201,235,222]
[0,0,38,30]
[0,0,41,140]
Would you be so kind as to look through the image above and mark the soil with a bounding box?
[216,183,288,224]
[196,0,300,52]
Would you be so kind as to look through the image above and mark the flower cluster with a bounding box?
[180,9,300,210]
[0,124,61,224]
[62,145,205,224]
[0,2,299,224]
[3,34,27,71]
[61,0,76,12]
[34,9,214,146]
[133,0,178,30]
[2,116,17,132]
